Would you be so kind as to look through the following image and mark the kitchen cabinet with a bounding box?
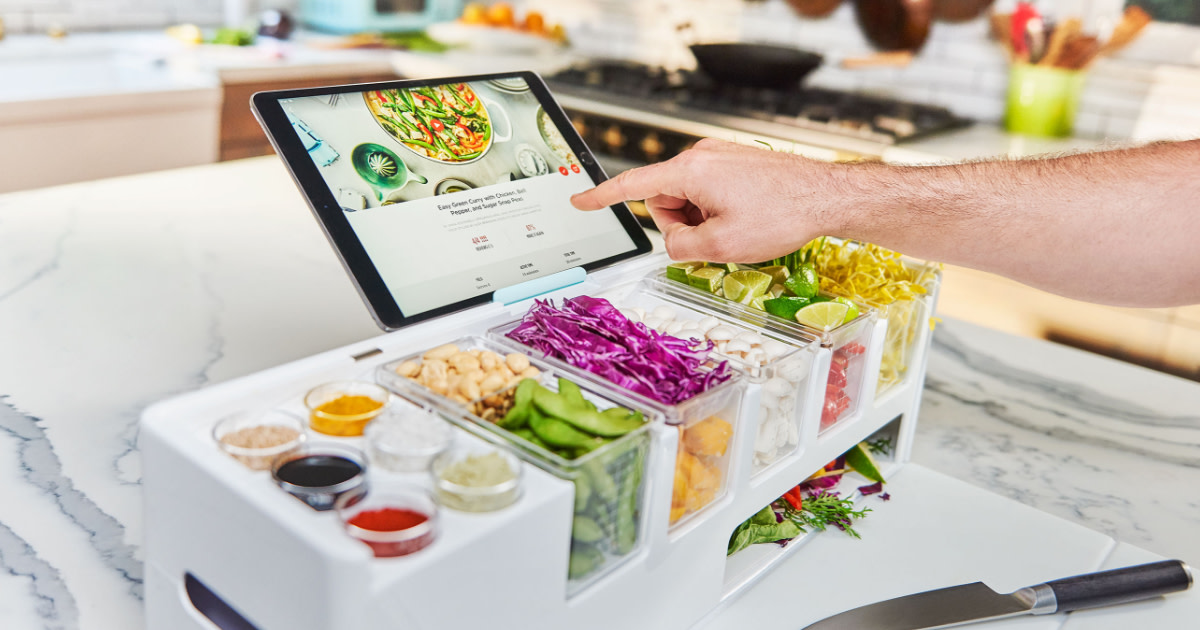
[218,72,397,161]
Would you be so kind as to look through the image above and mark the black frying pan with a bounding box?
[690,43,824,89]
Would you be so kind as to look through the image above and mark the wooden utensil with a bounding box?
[1099,5,1152,56]
[786,0,844,18]
[1057,34,1101,70]
[1038,17,1079,67]
[933,0,994,23]
[853,0,934,52]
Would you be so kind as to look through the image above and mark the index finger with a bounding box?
[570,160,686,211]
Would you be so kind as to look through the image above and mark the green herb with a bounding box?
[867,436,894,457]
[727,506,802,555]
[780,491,870,539]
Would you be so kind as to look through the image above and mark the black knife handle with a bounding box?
[1046,560,1193,613]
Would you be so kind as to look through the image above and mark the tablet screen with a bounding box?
[274,76,641,319]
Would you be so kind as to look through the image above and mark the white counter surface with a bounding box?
[0,156,1196,628]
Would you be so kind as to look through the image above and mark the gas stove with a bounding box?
[545,60,971,165]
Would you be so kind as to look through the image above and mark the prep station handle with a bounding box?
[1043,559,1193,613]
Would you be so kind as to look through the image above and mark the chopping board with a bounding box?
[706,464,1198,629]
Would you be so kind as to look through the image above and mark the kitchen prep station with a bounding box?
[129,71,1195,630]
[138,71,940,629]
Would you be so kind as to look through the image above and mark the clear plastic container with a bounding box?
[647,271,876,435]
[336,487,438,558]
[595,281,820,474]
[374,336,549,412]
[379,351,655,596]
[212,409,306,471]
[822,258,940,395]
[364,405,453,473]
[304,381,389,437]
[488,315,745,531]
[431,443,523,513]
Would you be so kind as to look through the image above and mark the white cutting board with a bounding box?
[704,464,1197,629]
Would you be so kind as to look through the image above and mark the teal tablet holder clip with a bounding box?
[492,267,586,306]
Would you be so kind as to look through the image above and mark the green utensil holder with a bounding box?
[1005,63,1085,137]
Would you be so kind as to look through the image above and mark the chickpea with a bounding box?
[424,344,459,361]
[480,374,506,394]
[422,359,449,383]
[505,353,530,373]
[428,378,449,396]
[395,360,420,378]
[520,366,541,379]
[449,354,482,374]
[479,352,500,371]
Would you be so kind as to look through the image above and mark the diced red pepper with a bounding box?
[828,368,847,389]
[430,118,444,132]
[783,487,804,510]
[412,93,435,107]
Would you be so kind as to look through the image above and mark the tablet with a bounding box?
[252,71,652,330]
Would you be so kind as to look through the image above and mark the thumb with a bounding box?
[661,219,725,262]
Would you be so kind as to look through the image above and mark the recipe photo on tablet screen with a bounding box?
[279,77,638,317]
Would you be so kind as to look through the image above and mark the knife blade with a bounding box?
[802,559,1193,630]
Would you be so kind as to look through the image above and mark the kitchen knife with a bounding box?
[802,559,1193,630]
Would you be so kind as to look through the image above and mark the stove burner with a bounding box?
[547,61,970,144]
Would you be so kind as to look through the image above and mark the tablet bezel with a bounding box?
[251,71,653,331]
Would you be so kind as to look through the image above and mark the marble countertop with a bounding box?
[1,157,1197,629]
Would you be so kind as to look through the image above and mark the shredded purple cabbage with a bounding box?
[857,481,884,496]
[505,296,731,405]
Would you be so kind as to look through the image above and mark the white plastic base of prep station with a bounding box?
[141,253,931,630]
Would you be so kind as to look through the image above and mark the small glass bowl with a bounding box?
[336,487,438,558]
[212,409,306,471]
[431,445,523,513]
[365,406,453,473]
[304,381,389,437]
[271,443,368,511]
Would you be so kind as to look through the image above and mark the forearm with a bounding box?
[829,140,1200,307]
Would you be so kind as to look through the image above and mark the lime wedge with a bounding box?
[721,263,742,273]
[667,261,705,284]
[794,301,849,331]
[763,296,810,320]
[750,295,770,310]
[845,442,885,484]
[783,263,820,299]
[769,283,786,298]
[723,275,746,302]
[758,265,791,287]
[688,266,726,293]
[832,296,860,324]
[724,270,772,304]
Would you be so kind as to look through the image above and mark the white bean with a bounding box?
[631,307,646,321]
[735,332,765,347]
[619,308,642,322]
[652,305,676,321]
[725,340,751,355]
[665,321,686,336]
[706,325,736,342]
[642,316,664,330]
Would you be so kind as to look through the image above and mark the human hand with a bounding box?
[570,138,836,262]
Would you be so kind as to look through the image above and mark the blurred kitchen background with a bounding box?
[2,0,1199,380]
